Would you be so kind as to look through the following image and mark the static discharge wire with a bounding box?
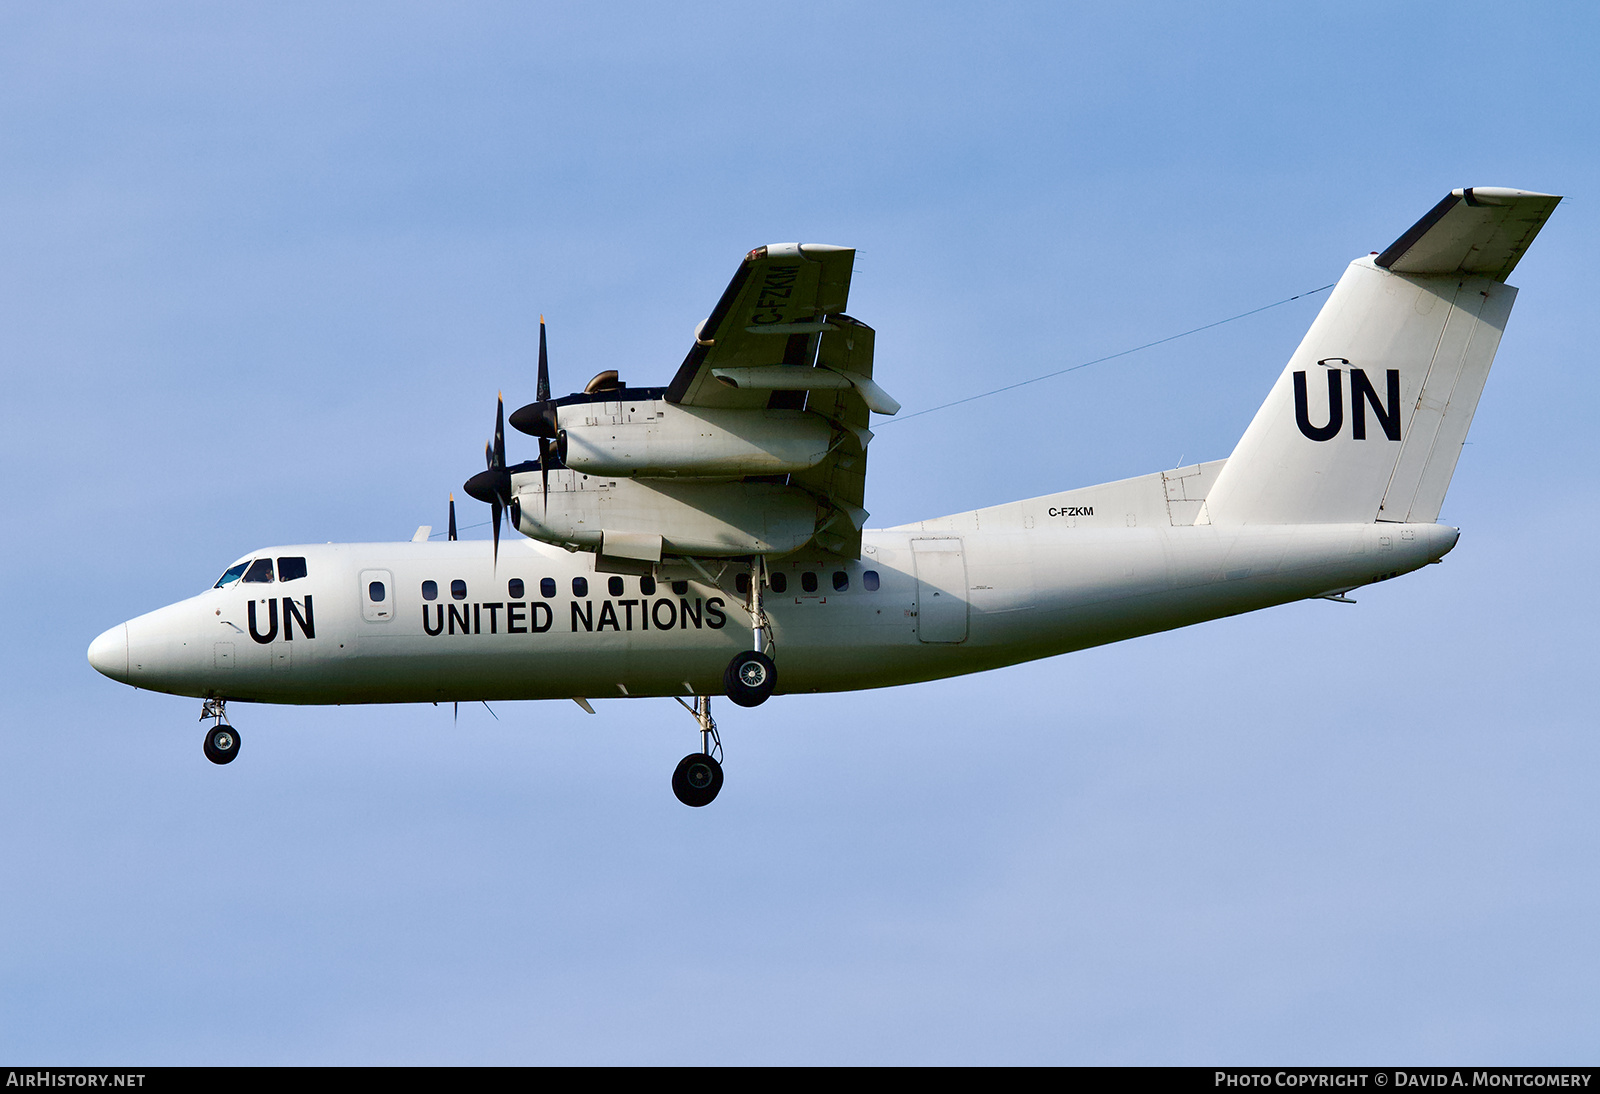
[880,282,1338,426]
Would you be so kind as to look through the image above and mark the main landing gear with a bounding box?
[723,556,776,708]
[200,698,240,765]
[683,556,779,806]
[671,695,723,807]
[723,650,776,708]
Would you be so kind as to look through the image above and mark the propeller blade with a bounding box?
[448,493,457,541]
[491,498,502,569]
[537,316,550,402]
[494,392,507,470]
[510,320,558,439]
[540,437,550,508]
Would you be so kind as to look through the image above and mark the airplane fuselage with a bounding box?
[89,488,1458,706]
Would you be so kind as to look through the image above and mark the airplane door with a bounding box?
[912,538,968,643]
[360,569,395,623]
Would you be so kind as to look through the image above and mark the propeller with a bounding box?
[463,393,513,567]
[509,316,560,509]
[448,493,457,541]
[466,317,563,562]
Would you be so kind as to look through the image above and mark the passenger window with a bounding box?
[801,572,818,593]
[368,581,386,603]
[608,576,624,596]
[451,579,467,600]
[769,572,787,593]
[243,558,274,584]
[277,557,308,582]
[573,577,588,597]
[422,580,438,601]
[833,570,849,592]
[640,576,656,595]
[214,562,249,589]
[672,580,688,595]
[863,570,880,592]
[508,578,525,599]
[540,578,557,598]
[736,573,751,595]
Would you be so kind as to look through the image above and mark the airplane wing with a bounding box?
[664,244,894,412]
[663,244,896,559]
[507,242,897,564]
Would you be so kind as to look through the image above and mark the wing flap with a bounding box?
[788,316,876,559]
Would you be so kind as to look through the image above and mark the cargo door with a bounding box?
[912,538,968,643]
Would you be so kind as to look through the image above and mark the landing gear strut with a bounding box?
[671,695,723,807]
[200,698,240,765]
[724,556,776,708]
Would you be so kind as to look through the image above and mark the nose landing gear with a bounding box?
[671,694,723,807]
[671,751,723,807]
[200,698,240,765]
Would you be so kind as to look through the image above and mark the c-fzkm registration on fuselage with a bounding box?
[89,187,1561,806]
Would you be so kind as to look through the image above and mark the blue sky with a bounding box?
[2,1,1596,1064]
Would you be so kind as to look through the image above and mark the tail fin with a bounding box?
[1202,187,1560,526]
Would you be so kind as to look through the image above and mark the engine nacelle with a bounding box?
[511,468,820,557]
[557,400,832,479]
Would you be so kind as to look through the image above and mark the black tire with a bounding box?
[723,650,777,708]
[671,752,723,807]
[204,724,240,765]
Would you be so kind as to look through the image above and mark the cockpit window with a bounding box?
[214,562,250,589]
[243,558,275,583]
[277,557,308,582]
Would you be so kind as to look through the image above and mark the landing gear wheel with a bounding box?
[204,724,240,765]
[723,650,776,708]
[672,752,723,807]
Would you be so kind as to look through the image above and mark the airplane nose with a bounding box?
[88,624,129,682]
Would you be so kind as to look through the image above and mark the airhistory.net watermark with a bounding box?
[5,1075,145,1088]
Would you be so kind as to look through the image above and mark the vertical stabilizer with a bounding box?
[1203,188,1558,526]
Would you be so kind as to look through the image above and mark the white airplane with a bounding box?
[88,187,1561,806]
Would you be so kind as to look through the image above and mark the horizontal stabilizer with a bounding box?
[1375,187,1560,282]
